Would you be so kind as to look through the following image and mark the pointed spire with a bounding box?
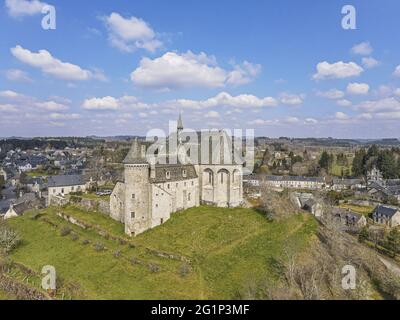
[123,138,147,164]
[177,113,184,131]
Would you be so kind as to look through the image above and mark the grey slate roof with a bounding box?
[332,208,363,223]
[47,175,85,188]
[373,205,399,218]
[150,164,198,183]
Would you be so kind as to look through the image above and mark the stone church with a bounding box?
[110,116,244,236]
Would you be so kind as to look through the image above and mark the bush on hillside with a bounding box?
[0,224,21,254]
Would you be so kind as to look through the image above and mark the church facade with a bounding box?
[110,116,244,236]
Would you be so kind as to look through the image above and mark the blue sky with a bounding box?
[1,0,400,138]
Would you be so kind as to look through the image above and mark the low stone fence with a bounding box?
[56,212,89,229]
[70,197,110,216]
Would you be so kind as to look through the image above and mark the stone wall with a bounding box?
[76,198,110,215]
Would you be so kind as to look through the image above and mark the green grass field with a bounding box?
[4,205,317,300]
[338,204,374,216]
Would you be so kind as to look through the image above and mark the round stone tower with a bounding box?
[123,139,151,236]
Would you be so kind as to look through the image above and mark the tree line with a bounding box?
[352,145,400,179]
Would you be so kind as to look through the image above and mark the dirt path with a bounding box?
[379,256,400,277]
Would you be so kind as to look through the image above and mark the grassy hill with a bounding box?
[2,205,317,300]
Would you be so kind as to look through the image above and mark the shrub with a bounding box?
[178,263,191,277]
[148,263,160,273]
[93,242,105,252]
[82,239,90,245]
[60,226,72,237]
[0,225,21,253]
[70,232,79,241]
[113,250,121,258]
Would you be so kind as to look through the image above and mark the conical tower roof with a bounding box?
[177,113,184,131]
[123,138,147,164]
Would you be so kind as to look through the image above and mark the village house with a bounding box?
[372,205,400,228]
[332,208,367,229]
[265,175,326,190]
[332,178,364,191]
[291,192,323,217]
[4,192,42,220]
[367,168,400,203]
[47,174,89,205]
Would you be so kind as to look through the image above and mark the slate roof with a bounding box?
[47,174,85,188]
[332,208,364,223]
[333,178,363,186]
[150,164,198,183]
[373,205,400,218]
[11,202,29,216]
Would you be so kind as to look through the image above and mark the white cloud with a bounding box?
[356,97,400,112]
[362,57,380,69]
[49,113,81,120]
[394,65,400,77]
[35,101,69,111]
[5,0,47,17]
[0,104,18,112]
[226,61,262,86]
[172,92,278,109]
[80,92,278,114]
[351,42,373,55]
[82,96,119,110]
[337,99,352,107]
[10,45,105,81]
[313,61,363,80]
[394,88,400,97]
[316,89,345,100]
[283,117,300,124]
[247,119,276,126]
[103,12,162,53]
[335,112,349,120]
[5,69,32,82]
[305,118,318,124]
[204,111,220,119]
[130,51,260,90]
[347,83,370,95]
[0,90,23,98]
[280,93,305,106]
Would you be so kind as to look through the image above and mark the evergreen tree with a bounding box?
[378,151,398,179]
[352,149,366,178]
[358,227,369,243]
[386,229,400,258]
[319,151,331,170]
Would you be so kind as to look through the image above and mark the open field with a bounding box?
[338,203,374,216]
[3,205,317,300]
